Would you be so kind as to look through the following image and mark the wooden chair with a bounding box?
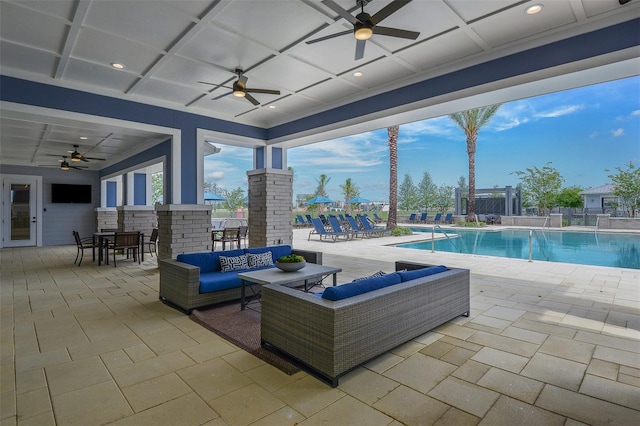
[73,231,99,266]
[106,231,140,266]
[212,228,239,251]
[238,226,248,248]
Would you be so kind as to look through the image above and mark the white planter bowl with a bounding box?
[275,261,306,272]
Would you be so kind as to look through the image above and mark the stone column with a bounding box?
[155,204,211,259]
[247,168,293,247]
[549,213,563,228]
[596,214,610,229]
[95,207,118,232]
[117,205,157,238]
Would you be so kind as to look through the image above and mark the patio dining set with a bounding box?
[73,228,158,267]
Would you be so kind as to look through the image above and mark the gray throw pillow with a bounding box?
[219,254,249,272]
[247,251,273,269]
[352,270,386,282]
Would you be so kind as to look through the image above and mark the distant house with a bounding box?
[581,184,618,213]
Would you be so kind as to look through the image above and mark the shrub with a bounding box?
[392,227,412,236]
[277,254,305,263]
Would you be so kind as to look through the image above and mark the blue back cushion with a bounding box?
[177,249,245,273]
[244,245,292,263]
[397,265,447,282]
[322,273,401,301]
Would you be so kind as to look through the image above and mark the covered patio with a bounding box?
[1,228,638,424]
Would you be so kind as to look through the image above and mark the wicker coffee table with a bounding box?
[237,263,341,310]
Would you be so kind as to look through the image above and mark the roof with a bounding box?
[581,184,616,195]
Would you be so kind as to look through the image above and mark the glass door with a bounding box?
[2,175,40,247]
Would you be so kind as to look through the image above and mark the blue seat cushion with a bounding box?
[199,271,243,293]
[397,265,448,282]
[244,245,292,263]
[322,272,401,301]
[178,249,245,273]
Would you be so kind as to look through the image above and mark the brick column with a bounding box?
[117,206,157,238]
[155,204,212,259]
[95,207,118,232]
[247,168,292,247]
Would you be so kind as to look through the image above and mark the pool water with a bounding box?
[400,228,640,269]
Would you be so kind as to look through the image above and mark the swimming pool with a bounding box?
[399,228,640,269]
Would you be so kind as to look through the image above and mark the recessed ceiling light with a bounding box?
[526,4,543,15]
[111,62,125,69]
[79,136,88,140]
[268,105,276,109]
[353,71,363,77]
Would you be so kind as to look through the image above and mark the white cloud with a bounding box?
[632,110,640,116]
[206,171,225,181]
[534,104,584,118]
[590,132,599,139]
[611,128,624,137]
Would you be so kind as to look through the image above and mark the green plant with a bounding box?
[391,227,412,236]
[277,254,305,263]
[455,221,486,227]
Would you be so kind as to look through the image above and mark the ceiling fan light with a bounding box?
[60,162,70,170]
[233,89,246,97]
[354,25,373,40]
[71,156,81,162]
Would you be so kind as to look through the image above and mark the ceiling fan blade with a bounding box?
[371,0,412,24]
[355,39,366,60]
[322,0,358,25]
[373,26,419,40]
[244,93,260,106]
[306,29,352,44]
[70,166,87,170]
[82,156,106,161]
[246,88,280,95]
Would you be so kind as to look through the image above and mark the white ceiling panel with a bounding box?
[0,42,58,76]
[582,0,627,18]
[63,58,140,91]
[298,78,364,104]
[471,1,578,48]
[447,0,522,22]
[136,79,204,105]
[0,2,67,53]
[256,54,332,93]
[396,29,484,71]
[341,58,414,89]
[8,0,77,20]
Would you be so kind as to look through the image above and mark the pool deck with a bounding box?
[1,225,638,425]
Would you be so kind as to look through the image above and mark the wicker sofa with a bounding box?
[158,245,322,314]
[261,260,470,386]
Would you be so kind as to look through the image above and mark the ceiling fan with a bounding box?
[306,0,420,60]
[67,145,106,162]
[41,156,88,171]
[200,68,281,106]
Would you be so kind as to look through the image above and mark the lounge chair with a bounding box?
[443,213,453,224]
[408,213,417,223]
[419,212,428,223]
[429,213,442,224]
[328,216,356,240]
[319,214,329,226]
[373,213,383,223]
[308,218,347,242]
[357,215,387,236]
[345,215,373,238]
[338,214,347,223]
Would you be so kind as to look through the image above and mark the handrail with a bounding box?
[474,214,480,227]
[529,230,533,262]
[542,216,550,231]
[529,228,550,262]
[431,225,458,253]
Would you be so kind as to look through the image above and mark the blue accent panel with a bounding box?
[272,147,283,169]
[256,147,265,169]
[100,139,172,203]
[134,173,146,205]
[267,19,640,140]
[106,181,117,207]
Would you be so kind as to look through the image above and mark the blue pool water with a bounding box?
[399,228,640,269]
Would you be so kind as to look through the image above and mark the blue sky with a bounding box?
[204,75,640,202]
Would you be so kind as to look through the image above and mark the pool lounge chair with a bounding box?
[357,215,387,237]
[408,213,417,223]
[345,215,374,238]
[328,216,357,240]
[429,213,442,224]
[309,218,348,242]
[373,213,383,223]
[295,214,307,227]
[419,212,428,223]
[443,213,453,224]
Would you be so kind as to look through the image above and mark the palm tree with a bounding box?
[340,178,360,215]
[387,125,399,230]
[315,174,331,215]
[449,105,501,221]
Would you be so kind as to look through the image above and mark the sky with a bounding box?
[204,75,640,203]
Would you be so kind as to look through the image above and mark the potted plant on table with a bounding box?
[276,254,306,272]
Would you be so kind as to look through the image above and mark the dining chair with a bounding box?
[212,228,240,251]
[106,231,140,266]
[146,228,159,257]
[238,226,248,248]
[72,231,99,266]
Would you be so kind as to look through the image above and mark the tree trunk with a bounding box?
[467,134,477,221]
[388,126,399,230]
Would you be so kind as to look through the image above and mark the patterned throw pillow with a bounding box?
[247,251,274,269]
[352,270,386,282]
[219,254,249,272]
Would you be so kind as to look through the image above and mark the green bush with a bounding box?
[391,227,412,236]
[277,254,305,263]
[454,221,486,227]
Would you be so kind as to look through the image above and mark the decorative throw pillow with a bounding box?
[247,251,274,269]
[219,254,249,272]
[352,270,386,282]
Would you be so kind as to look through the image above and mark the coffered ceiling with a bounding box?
[0,0,638,170]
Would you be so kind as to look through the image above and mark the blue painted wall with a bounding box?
[106,181,117,207]
[134,173,146,205]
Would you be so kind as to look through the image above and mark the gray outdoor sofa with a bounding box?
[261,260,470,386]
[158,244,322,314]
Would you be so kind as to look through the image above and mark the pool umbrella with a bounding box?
[305,195,333,205]
[347,196,371,204]
[204,192,226,201]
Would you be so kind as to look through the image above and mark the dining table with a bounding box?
[94,231,145,266]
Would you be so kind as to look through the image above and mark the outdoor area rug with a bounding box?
[189,302,300,375]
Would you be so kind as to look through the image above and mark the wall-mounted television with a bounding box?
[51,184,92,204]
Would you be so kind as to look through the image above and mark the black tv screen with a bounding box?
[51,184,92,204]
